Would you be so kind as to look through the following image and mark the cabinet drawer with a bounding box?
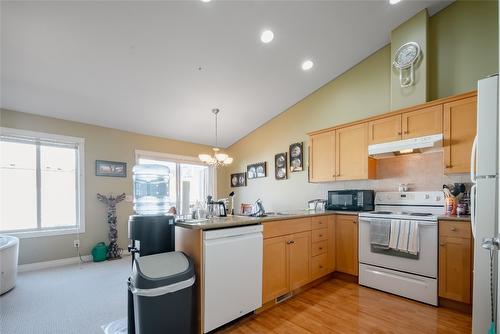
[311,253,329,279]
[263,218,312,239]
[311,228,328,243]
[439,220,471,239]
[311,240,328,256]
[311,216,329,230]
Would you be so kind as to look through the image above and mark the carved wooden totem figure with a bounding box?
[97,193,126,260]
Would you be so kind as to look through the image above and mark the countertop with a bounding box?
[437,215,471,222]
[175,210,359,230]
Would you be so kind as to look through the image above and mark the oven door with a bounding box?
[358,217,437,278]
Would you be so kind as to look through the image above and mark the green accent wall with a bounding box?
[429,0,499,100]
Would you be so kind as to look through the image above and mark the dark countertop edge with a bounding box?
[438,215,471,222]
[175,210,362,230]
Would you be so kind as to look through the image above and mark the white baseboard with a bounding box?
[18,253,130,273]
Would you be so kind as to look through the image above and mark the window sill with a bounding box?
[2,227,85,239]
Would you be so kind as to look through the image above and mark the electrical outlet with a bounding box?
[73,240,80,248]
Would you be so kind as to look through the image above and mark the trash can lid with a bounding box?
[131,251,194,290]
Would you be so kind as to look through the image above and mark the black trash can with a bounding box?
[130,251,196,334]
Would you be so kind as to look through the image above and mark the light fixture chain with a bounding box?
[215,111,218,148]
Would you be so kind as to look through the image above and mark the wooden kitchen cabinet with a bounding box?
[368,114,402,145]
[262,236,289,303]
[289,231,311,290]
[439,220,472,304]
[443,96,477,174]
[309,131,335,182]
[335,215,359,276]
[335,123,376,181]
[401,105,443,139]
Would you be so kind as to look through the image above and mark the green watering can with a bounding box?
[91,242,108,262]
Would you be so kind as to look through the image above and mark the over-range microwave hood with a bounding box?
[368,134,443,158]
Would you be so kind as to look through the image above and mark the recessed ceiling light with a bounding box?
[260,30,274,44]
[201,0,211,2]
[301,60,314,71]
[389,0,402,4]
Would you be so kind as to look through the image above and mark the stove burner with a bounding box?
[409,212,433,216]
[371,211,393,215]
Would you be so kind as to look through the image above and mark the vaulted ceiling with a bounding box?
[1,0,452,147]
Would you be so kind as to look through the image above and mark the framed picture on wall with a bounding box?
[95,160,127,177]
[230,172,247,187]
[247,162,267,179]
[289,142,303,172]
[275,153,287,180]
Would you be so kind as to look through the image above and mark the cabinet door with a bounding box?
[335,215,358,276]
[402,105,443,139]
[289,231,311,290]
[439,235,472,303]
[309,131,335,182]
[368,114,402,145]
[262,236,289,303]
[327,215,336,272]
[443,96,477,174]
[336,123,372,181]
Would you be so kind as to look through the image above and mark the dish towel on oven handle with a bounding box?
[369,219,391,248]
[388,219,400,249]
[396,220,410,252]
[407,220,420,255]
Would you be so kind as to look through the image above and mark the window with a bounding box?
[0,128,85,237]
[135,150,215,215]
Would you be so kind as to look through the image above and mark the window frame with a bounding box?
[0,127,85,238]
[134,150,217,211]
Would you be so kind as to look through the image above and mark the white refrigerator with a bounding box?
[471,74,499,334]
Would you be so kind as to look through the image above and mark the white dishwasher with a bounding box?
[203,224,263,333]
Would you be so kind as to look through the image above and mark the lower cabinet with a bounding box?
[289,231,311,290]
[262,215,335,304]
[438,220,472,304]
[335,215,359,276]
[262,236,290,303]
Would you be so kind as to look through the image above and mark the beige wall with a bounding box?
[218,0,498,212]
[1,109,212,265]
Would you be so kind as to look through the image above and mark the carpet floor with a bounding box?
[0,258,130,334]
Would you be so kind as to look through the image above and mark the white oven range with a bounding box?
[358,191,445,306]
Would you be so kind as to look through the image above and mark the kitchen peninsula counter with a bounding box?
[175,209,360,230]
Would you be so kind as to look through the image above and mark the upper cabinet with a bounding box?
[309,124,376,183]
[401,105,443,139]
[309,131,335,182]
[308,91,477,181]
[443,96,477,174]
[368,114,402,145]
[335,123,376,181]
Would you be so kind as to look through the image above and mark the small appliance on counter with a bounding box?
[206,195,227,217]
[326,190,374,211]
[308,199,327,211]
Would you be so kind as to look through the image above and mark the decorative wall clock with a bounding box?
[393,41,421,88]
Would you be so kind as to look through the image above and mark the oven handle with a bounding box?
[359,218,436,227]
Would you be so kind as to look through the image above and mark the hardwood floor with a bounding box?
[218,278,472,334]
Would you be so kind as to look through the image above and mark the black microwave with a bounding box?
[326,190,374,211]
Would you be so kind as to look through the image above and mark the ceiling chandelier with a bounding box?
[198,108,233,167]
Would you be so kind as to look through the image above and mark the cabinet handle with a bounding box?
[440,243,446,246]
[288,240,295,244]
[404,131,409,134]
[397,132,402,135]
[451,227,457,231]
[319,234,323,237]
[319,265,323,269]
[353,221,357,224]
[319,247,323,250]
[445,165,452,168]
